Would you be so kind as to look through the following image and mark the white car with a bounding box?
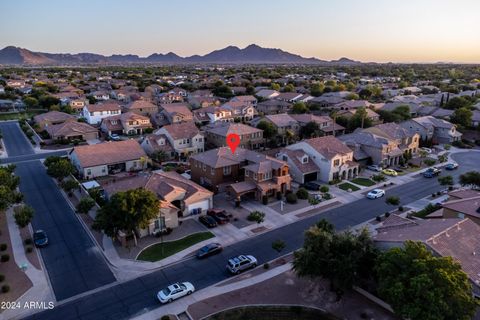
[367,189,385,199]
[420,147,432,154]
[157,282,195,303]
[366,165,382,172]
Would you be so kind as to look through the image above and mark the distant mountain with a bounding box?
[0,44,360,65]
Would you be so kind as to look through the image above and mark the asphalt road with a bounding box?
[24,152,480,320]
[1,121,116,301]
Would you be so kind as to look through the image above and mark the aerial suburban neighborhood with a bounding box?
[0,1,480,320]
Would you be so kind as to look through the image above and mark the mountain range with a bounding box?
[0,44,361,65]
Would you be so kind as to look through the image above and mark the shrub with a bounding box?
[286,193,297,204]
[26,246,33,253]
[13,205,34,228]
[308,197,320,205]
[0,274,4,282]
[263,263,270,269]
[0,254,10,262]
[319,185,329,193]
[386,196,400,205]
[398,206,404,212]
[432,193,436,197]
[61,179,79,193]
[437,191,442,196]
[376,215,382,222]
[372,174,386,182]
[1,285,10,293]
[385,212,390,217]
[444,144,451,150]
[77,197,95,214]
[296,188,309,200]
[247,211,265,224]
[322,193,332,200]
[0,244,6,251]
[272,239,286,253]
[24,238,32,245]
[424,158,436,166]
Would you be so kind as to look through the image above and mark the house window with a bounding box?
[302,156,308,164]
[223,166,231,175]
[211,167,215,175]
[203,164,206,171]
[245,170,250,177]
[333,159,340,166]
[87,169,91,175]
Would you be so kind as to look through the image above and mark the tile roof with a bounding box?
[278,148,319,173]
[205,122,262,137]
[442,196,480,219]
[127,100,158,110]
[34,111,76,123]
[304,136,354,159]
[46,121,98,138]
[264,113,297,127]
[160,121,200,140]
[87,101,122,112]
[71,139,146,168]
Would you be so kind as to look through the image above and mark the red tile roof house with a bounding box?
[153,103,194,126]
[190,147,291,203]
[68,140,148,179]
[46,121,99,142]
[99,171,214,237]
[140,133,175,161]
[280,136,359,183]
[204,122,264,150]
[373,215,480,297]
[154,121,205,160]
[33,111,77,131]
[436,191,480,226]
[230,95,258,107]
[124,100,158,117]
[100,112,152,136]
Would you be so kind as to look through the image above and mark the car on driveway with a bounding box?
[445,163,458,170]
[423,167,441,178]
[302,181,322,191]
[109,134,121,141]
[382,168,398,176]
[199,215,217,228]
[366,165,382,172]
[227,255,257,274]
[420,147,432,154]
[33,230,48,247]
[366,189,385,199]
[157,282,195,303]
[196,243,223,259]
[207,209,230,224]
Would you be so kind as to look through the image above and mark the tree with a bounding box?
[438,175,454,186]
[283,84,295,92]
[348,107,372,131]
[93,188,159,246]
[300,121,322,138]
[212,81,233,99]
[45,158,74,181]
[310,83,325,97]
[345,93,359,100]
[293,222,377,298]
[270,83,280,91]
[23,96,38,108]
[459,171,480,189]
[256,120,277,146]
[77,197,95,214]
[0,165,22,211]
[13,205,34,228]
[445,96,472,110]
[38,95,60,109]
[291,102,308,114]
[450,107,473,128]
[359,88,373,99]
[376,241,477,320]
[151,150,169,163]
[392,105,411,120]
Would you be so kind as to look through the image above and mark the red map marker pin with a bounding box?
[226,133,240,154]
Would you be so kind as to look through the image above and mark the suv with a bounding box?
[227,255,257,274]
[423,167,441,178]
[207,209,230,224]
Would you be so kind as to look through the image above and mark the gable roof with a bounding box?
[205,122,262,137]
[303,136,354,159]
[34,111,76,123]
[46,121,97,137]
[159,121,200,140]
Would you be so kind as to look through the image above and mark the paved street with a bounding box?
[0,121,116,302]
[23,151,479,320]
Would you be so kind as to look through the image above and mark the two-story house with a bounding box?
[190,147,292,202]
[154,121,204,160]
[230,95,258,107]
[82,102,122,125]
[205,122,263,150]
[154,103,194,126]
[363,122,419,157]
[100,112,152,136]
[290,114,346,136]
[125,100,158,117]
[400,116,462,144]
[283,136,359,183]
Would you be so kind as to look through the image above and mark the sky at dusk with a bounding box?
[1,0,479,63]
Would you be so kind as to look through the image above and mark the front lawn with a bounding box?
[351,178,375,187]
[338,182,360,192]
[136,231,214,262]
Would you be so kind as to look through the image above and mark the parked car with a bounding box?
[196,243,223,259]
[109,133,121,141]
[207,209,230,224]
[382,169,398,176]
[420,147,432,154]
[33,230,48,247]
[302,181,322,191]
[199,215,217,228]
[227,255,257,274]
[157,282,195,303]
[366,165,382,172]
[445,163,458,170]
[181,170,191,180]
[423,167,441,178]
[366,189,385,199]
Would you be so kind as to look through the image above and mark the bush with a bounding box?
[372,174,386,182]
[26,246,33,253]
[77,197,95,214]
[61,179,79,193]
[423,158,436,166]
[296,188,309,200]
[385,212,391,217]
[308,197,320,205]
[263,262,270,269]
[286,193,298,204]
[320,185,329,193]
[1,285,10,293]
[24,238,32,245]
[399,206,404,212]
[1,254,10,262]
[444,144,451,150]
[322,193,332,200]
[376,215,382,222]
[272,239,286,253]
[386,196,400,205]
[247,211,265,224]
[13,205,34,228]
[0,274,4,282]
[0,244,6,251]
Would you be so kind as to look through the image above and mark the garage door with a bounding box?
[304,172,318,182]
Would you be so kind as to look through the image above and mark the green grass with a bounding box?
[350,178,375,187]
[0,110,46,121]
[337,182,360,192]
[137,231,214,262]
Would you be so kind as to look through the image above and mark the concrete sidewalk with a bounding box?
[1,208,54,320]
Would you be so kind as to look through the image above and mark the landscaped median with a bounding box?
[136,231,214,262]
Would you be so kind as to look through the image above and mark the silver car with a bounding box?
[227,255,257,274]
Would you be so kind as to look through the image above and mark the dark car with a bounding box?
[303,181,321,191]
[196,243,223,259]
[207,209,230,224]
[423,167,441,178]
[445,163,458,170]
[199,215,217,228]
[33,230,48,247]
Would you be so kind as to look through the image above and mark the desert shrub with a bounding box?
[319,185,329,193]
[296,188,309,200]
[247,211,265,223]
[286,193,298,204]
[386,196,400,205]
